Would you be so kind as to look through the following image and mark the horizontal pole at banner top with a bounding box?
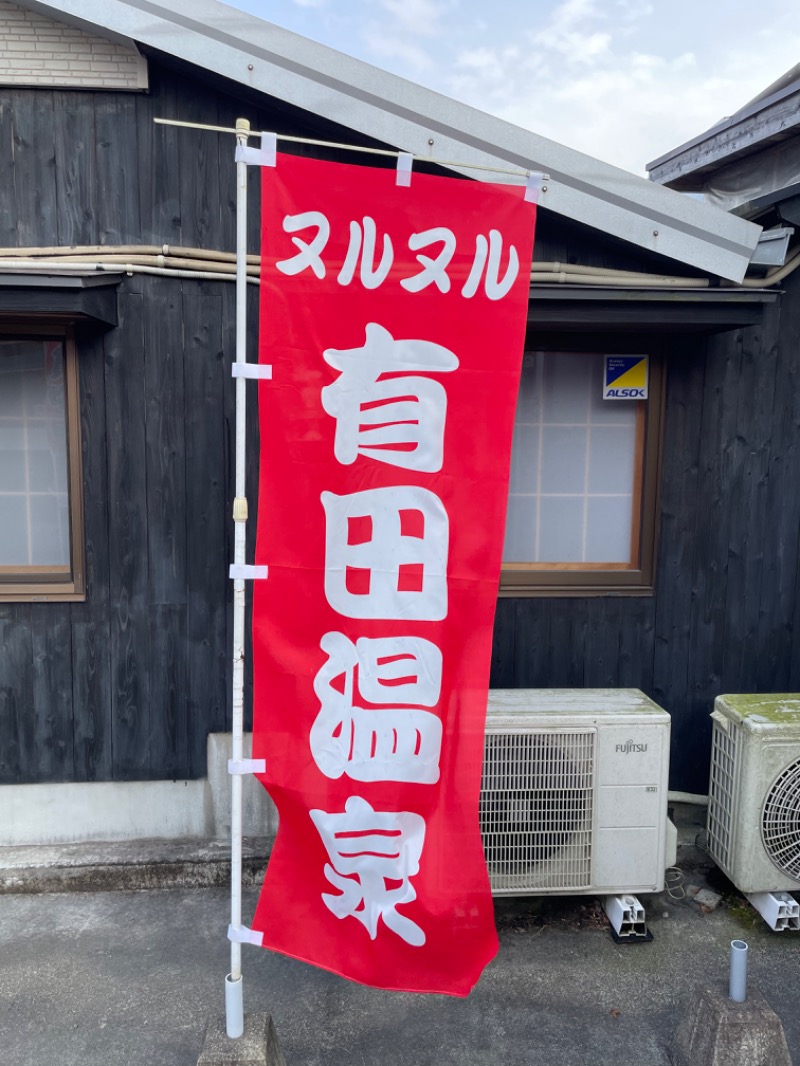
[153,117,548,181]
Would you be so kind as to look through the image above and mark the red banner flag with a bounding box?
[251,152,536,995]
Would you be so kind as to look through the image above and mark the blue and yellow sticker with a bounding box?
[603,355,648,400]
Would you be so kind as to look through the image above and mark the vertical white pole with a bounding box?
[226,116,251,1041]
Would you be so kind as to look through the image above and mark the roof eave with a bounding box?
[21,0,761,282]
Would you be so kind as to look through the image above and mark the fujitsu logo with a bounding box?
[616,738,648,754]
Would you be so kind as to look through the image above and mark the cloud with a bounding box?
[361,0,454,73]
[362,27,435,71]
[615,0,654,22]
[543,0,601,34]
[532,0,611,64]
[256,0,800,178]
[379,0,451,37]
[442,3,800,174]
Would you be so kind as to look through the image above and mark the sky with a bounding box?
[223,0,800,176]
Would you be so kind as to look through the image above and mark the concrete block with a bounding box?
[693,889,723,913]
[672,987,792,1066]
[197,1013,286,1066]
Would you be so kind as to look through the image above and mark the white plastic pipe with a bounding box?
[729,939,748,1002]
[0,243,259,261]
[226,116,251,1042]
[1,246,786,291]
[0,259,260,283]
[225,974,244,1039]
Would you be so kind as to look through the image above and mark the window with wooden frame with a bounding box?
[0,324,85,601]
[501,349,663,596]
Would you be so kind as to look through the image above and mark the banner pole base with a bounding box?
[198,1011,287,1066]
[225,973,244,1039]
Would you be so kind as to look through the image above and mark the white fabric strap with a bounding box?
[228,924,264,947]
[232,363,273,379]
[259,132,278,166]
[229,564,268,580]
[235,131,277,168]
[396,152,413,187]
[227,758,267,776]
[525,172,543,204]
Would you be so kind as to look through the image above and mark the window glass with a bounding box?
[0,339,70,567]
[502,348,660,595]
[0,327,84,601]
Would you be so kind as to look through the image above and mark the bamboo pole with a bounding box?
[153,116,545,180]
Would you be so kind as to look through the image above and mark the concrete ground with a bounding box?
[0,825,798,1066]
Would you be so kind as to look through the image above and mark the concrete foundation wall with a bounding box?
[0,733,277,846]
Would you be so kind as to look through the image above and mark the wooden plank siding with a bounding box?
[183,289,228,776]
[53,90,98,248]
[10,88,58,248]
[493,285,800,794]
[0,94,16,247]
[0,611,35,782]
[105,292,152,779]
[94,93,141,246]
[761,277,800,691]
[70,328,113,783]
[1,60,800,796]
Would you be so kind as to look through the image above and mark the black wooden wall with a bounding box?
[1,58,799,794]
[491,292,798,793]
[0,61,260,784]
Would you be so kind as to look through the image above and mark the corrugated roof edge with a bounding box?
[17,0,761,281]
[647,65,800,175]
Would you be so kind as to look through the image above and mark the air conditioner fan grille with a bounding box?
[707,720,738,871]
[761,757,800,882]
[480,730,595,893]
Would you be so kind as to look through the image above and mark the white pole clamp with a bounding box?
[525,172,544,204]
[396,152,413,187]
[227,924,265,947]
[227,758,267,776]
[229,564,268,580]
[235,132,277,168]
[232,363,273,380]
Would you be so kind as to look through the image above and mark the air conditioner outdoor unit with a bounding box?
[707,694,800,899]
[480,689,671,897]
